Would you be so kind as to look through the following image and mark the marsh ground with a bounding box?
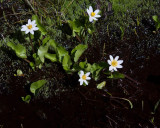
[0,0,160,128]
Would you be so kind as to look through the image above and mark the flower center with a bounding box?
[111,60,118,67]
[91,12,95,17]
[27,25,32,30]
[82,75,87,80]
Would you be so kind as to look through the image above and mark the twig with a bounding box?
[111,96,133,109]
[124,74,141,85]
[102,43,106,57]
[78,90,98,102]
[105,115,117,125]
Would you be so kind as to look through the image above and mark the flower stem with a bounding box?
[29,33,35,53]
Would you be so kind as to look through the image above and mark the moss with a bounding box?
[1,0,160,47]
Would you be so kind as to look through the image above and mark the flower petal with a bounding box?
[79,70,84,77]
[25,30,29,34]
[30,30,34,35]
[89,6,93,13]
[94,14,101,18]
[86,77,91,80]
[118,60,123,65]
[89,17,93,22]
[33,27,39,31]
[87,9,91,15]
[94,9,100,15]
[113,67,117,71]
[115,56,119,61]
[86,72,90,77]
[21,26,27,31]
[109,55,113,61]
[32,20,36,24]
[84,80,88,85]
[109,66,113,71]
[28,19,31,24]
[107,60,111,65]
[117,65,123,68]
[92,17,98,21]
[80,80,83,85]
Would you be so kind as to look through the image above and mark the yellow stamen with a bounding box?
[82,75,87,80]
[91,12,95,17]
[27,25,32,30]
[111,60,118,67]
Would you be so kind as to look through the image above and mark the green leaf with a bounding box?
[17,69,23,76]
[32,15,47,35]
[7,42,27,59]
[46,17,52,25]
[79,61,91,72]
[32,53,42,68]
[21,95,31,104]
[71,44,88,62]
[108,72,125,79]
[72,63,81,72]
[87,25,95,34]
[99,62,109,68]
[156,23,160,30]
[45,53,57,62]
[57,46,68,62]
[29,62,35,70]
[97,81,106,89]
[87,28,93,34]
[85,63,92,72]
[38,45,48,63]
[153,99,160,114]
[62,54,72,71]
[152,15,160,30]
[79,61,87,69]
[49,39,58,51]
[42,36,50,45]
[68,20,83,37]
[30,79,47,95]
[120,98,133,109]
[91,63,104,81]
[152,15,159,23]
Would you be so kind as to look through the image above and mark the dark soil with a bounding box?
[0,23,160,128]
[0,1,160,128]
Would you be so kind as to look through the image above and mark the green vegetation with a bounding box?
[1,0,160,43]
[152,15,160,31]
[0,0,160,107]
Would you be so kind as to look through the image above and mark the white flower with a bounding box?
[78,70,91,85]
[21,19,39,35]
[107,55,123,72]
[87,6,101,22]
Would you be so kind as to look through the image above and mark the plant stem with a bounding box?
[29,33,35,53]
[24,58,31,63]
[75,33,82,43]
